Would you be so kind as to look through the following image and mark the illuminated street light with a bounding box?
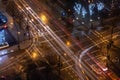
[40,13,48,24]
[10,22,13,25]
[66,41,71,47]
[31,52,38,59]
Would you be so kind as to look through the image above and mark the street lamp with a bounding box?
[39,13,48,24]
[31,52,38,59]
[66,41,71,47]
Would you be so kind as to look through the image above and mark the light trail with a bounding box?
[14,0,85,79]
[13,0,120,79]
[25,1,106,79]
[13,0,101,79]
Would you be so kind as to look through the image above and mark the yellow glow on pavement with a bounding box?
[66,41,71,46]
[32,52,38,59]
[40,13,48,24]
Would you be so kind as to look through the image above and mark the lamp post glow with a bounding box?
[40,13,48,24]
[32,52,38,59]
[66,41,71,47]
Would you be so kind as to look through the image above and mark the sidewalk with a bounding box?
[0,39,32,57]
[0,39,33,73]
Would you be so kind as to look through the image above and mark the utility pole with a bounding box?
[106,24,114,67]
